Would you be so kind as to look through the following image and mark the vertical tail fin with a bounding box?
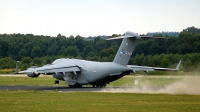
[106,31,141,65]
[113,38,138,65]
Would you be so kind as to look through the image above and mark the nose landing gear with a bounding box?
[54,80,59,84]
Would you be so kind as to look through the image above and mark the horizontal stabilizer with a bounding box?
[106,31,141,40]
[106,36,135,40]
[140,36,165,38]
[106,31,165,40]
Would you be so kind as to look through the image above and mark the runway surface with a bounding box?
[0,86,118,92]
[1,75,200,94]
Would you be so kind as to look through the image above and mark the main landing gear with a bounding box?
[69,83,82,88]
[92,84,106,88]
[54,80,59,84]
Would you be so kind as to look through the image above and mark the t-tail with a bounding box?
[106,31,163,65]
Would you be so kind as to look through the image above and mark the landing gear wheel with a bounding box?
[69,84,82,88]
[74,83,82,88]
[93,84,106,88]
[54,80,59,84]
[69,85,73,88]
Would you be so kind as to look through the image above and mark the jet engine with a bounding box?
[24,66,40,77]
[27,72,40,78]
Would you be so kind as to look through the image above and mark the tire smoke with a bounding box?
[100,76,200,95]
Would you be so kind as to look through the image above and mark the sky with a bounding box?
[0,0,200,37]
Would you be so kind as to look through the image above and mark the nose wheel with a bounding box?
[54,80,59,84]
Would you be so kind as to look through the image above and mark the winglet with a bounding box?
[175,60,182,70]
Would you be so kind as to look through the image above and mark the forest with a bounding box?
[0,26,200,72]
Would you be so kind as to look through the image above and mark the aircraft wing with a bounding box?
[18,70,34,73]
[18,62,80,75]
[127,60,181,73]
[37,65,80,75]
[18,66,39,74]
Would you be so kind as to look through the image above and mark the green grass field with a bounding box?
[0,68,16,74]
[0,91,200,112]
[0,75,200,112]
[0,76,56,86]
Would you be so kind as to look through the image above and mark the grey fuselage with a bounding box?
[52,58,132,85]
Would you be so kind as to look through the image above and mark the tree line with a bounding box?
[0,26,200,71]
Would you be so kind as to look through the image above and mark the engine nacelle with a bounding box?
[27,72,40,78]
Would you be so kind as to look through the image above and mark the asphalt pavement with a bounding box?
[0,86,113,92]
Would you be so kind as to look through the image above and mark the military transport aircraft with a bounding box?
[18,31,181,88]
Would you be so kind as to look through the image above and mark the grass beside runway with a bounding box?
[0,91,200,112]
[0,75,183,87]
[0,76,57,86]
[0,75,200,111]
